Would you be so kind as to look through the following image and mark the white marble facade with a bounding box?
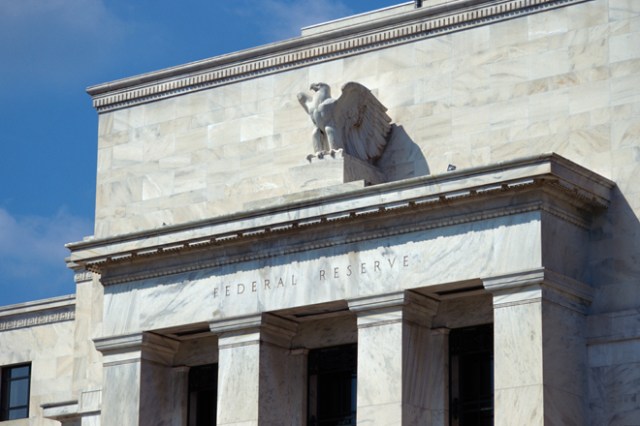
[2,0,640,425]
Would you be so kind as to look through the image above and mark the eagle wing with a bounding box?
[334,82,392,163]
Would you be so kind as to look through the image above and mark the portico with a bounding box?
[64,153,613,425]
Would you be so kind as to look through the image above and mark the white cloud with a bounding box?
[230,0,354,40]
[0,207,93,305]
[0,208,90,263]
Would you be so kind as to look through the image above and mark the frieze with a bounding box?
[74,270,94,282]
[0,307,75,331]
[67,154,614,285]
[88,0,591,112]
[213,255,410,299]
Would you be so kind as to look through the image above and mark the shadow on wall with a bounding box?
[377,124,430,182]
[586,185,640,425]
[589,186,640,313]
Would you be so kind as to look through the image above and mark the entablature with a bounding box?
[67,153,613,284]
[0,295,75,332]
[87,0,592,112]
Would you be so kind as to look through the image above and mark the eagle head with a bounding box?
[310,82,330,97]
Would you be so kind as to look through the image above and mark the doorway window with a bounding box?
[308,344,357,426]
[188,363,218,426]
[449,324,493,426]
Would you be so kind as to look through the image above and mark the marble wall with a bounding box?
[99,211,542,335]
[94,0,638,240]
[91,0,640,328]
[3,1,640,425]
[0,297,76,426]
[78,0,640,424]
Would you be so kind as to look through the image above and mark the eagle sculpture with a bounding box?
[297,82,392,163]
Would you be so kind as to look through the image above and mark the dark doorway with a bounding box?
[449,324,493,426]
[188,363,218,426]
[308,344,357,426]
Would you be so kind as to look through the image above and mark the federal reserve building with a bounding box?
[1,0,639,425]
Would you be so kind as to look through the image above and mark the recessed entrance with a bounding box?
[449,324,494,426]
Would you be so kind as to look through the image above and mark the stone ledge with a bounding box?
[86,0,590,112]
[68,154,614,286]
[42,400,79,421]
[0,295,75,331]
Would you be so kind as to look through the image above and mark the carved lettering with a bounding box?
[211,252,411,299]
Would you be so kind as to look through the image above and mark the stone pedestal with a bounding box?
[348,291,439,425]
[484,269,592,426]
[211,314,297,426]
[93,332,179,426]
[300,150,386,186]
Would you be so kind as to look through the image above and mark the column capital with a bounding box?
[482,268,593,313]
[210,313,297,348]
[93,332,179,366]
[348,290,439,312]
[348,291,439,328]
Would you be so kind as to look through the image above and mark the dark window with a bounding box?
[449,324,493,426]
[0,363,31,421]
[188,364,218,426]
[308,344,357,426]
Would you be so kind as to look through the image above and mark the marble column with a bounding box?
[211,313,297,426]
[171,366,189,426]
[93,332,179,426]
[289,348,309,425]
[348,291,440,425]
[484,268,592,426]
[429,327,450,426]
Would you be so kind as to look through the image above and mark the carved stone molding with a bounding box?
[0,295,75,332]
[74,270,94,283]
[211,313,298,349]
[93,332,180,366]
[87,0,591,112]
[348,290,439,328]
[66,153,613,286]
[483,267,594,313]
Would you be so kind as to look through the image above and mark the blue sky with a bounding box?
[0,0,405,306]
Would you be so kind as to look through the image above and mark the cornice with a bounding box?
[0,295,75,332]
[66,154,613,285]
[87,0,591,112]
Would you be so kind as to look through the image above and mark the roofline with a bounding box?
[86,0,589,112]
